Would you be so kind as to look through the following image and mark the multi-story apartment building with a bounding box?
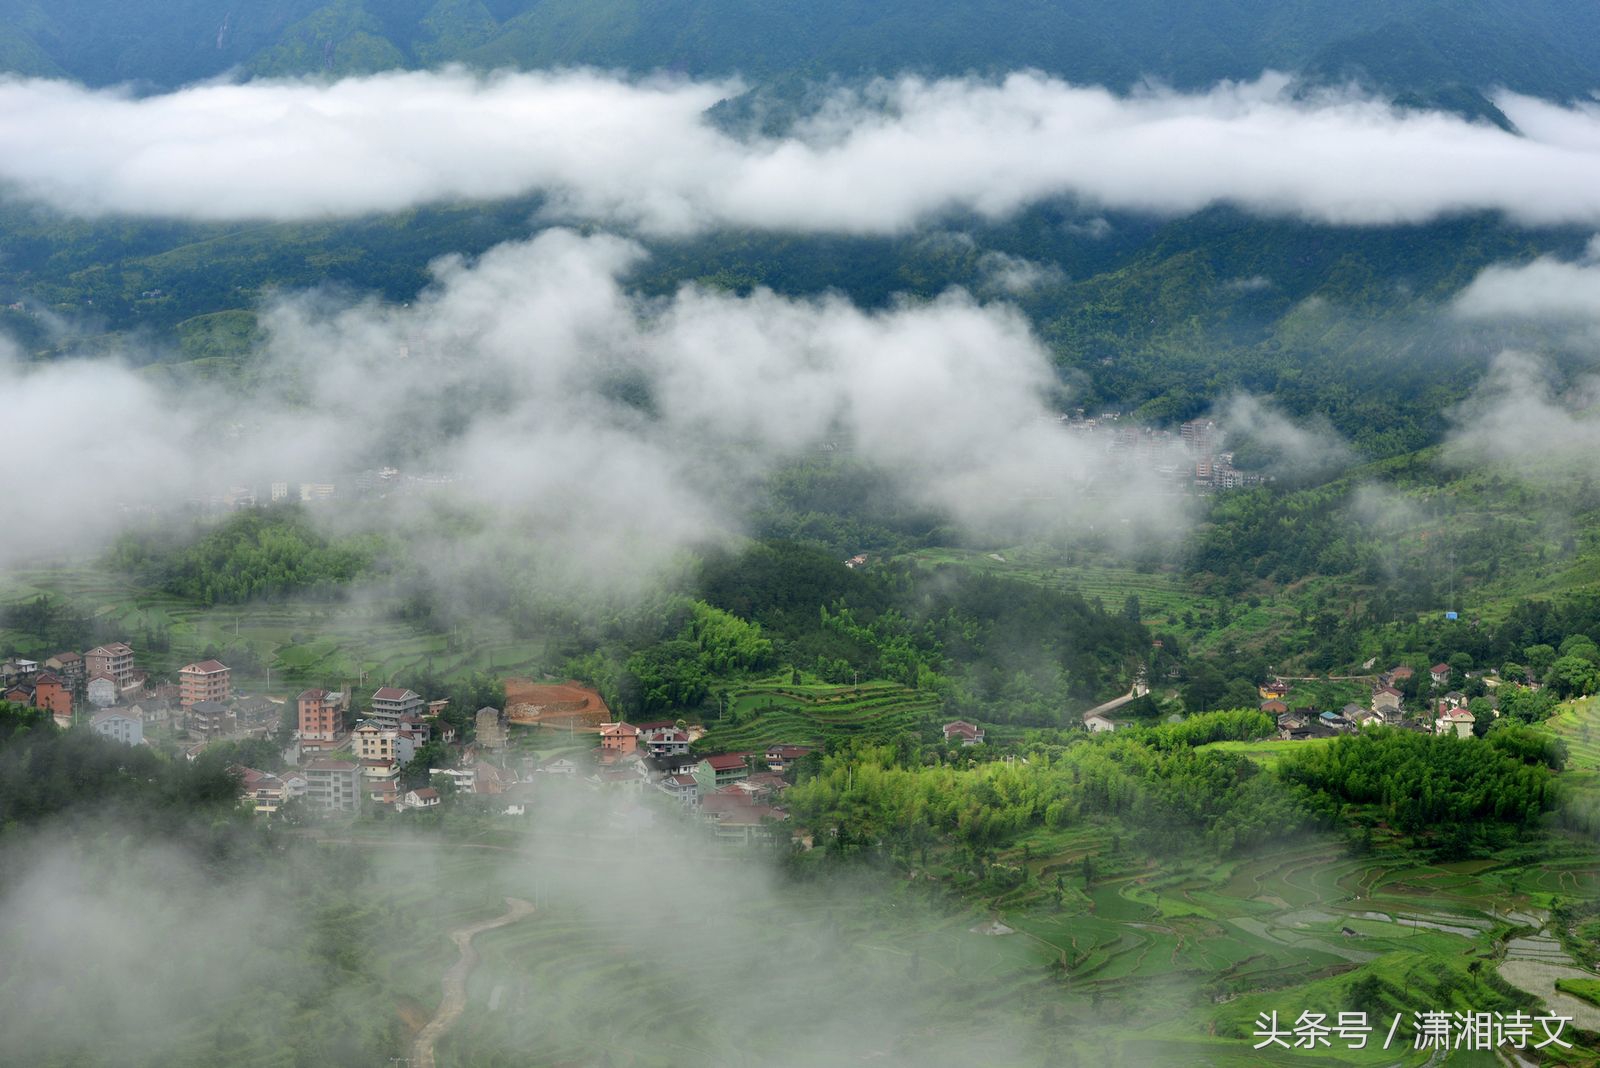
[84,643,135,688]
[178,660,231,707]
[304,760,361,811]
[297,688,341,741]
[369,687,424,729]
[91,708,143,746]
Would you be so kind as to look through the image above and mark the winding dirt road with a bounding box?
[411,896,535,1068]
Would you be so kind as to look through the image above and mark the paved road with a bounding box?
[411,896,536,1068]
[1082,681,1149,720]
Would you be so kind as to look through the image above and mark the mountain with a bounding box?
[4,0,1600,103]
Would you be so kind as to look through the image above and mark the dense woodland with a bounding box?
[786,714,1564,869]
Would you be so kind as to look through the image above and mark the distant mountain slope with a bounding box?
[4,0,1599,99]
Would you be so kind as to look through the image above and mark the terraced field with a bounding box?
[697,677,943,751]
[0,565,548,691]
[312,809,1600,1068]
[897,545,1311,654]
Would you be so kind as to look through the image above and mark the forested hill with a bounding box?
[6,0,1600,101]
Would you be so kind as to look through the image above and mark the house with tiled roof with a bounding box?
[178,659,231,707]
[764,744,813,772]
[942,720,985,745]
[85,643,135,688]
[694,753,751,793]
[600,721,640,755]
[403,787,441,809]
[1436,707,1475,739]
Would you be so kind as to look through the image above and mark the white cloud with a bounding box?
[4,70,1600,232]
[1443,349,1600,471]
[1214,393,1352,478]
[1454,254,1600,322]
[976,251,1067,295]
[0,230,1184,574]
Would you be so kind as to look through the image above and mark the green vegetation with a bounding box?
[697,677,940,751]
[107,504,399,606]
[1557,978,1600,1008]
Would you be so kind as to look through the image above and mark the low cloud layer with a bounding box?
[1443,349,1600,473]
[0,229,1183,576]
[1454,244,1600,323]
[4,70,1600,232]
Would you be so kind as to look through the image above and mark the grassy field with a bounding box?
[697,676,943,751]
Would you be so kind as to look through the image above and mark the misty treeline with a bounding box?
[561,540,1148,724]
[0,702,240,832]
[106,503,400,606]
[789,713,1564,870]
[0,702,456,1066]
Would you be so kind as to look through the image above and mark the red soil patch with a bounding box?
[503,678,612,728]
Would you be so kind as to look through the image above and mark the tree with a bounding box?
[1525,644,1558,681]
[1548,656,1598,699]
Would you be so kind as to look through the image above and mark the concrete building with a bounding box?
[86,672,119,708]
[187,700,235,737]
[304,759,361,811]
[352,721,421,765]
[370,687,424,730]
[91,707,143,746]
[32,671,72,720]
[178,660,232,707]
[599,722,639,756]
[85,643,135,688]
[298,689,341,741]
[44,651,83,685]
[694,753,751,793]
[475,705,509,749]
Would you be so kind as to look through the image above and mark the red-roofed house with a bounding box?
[178,660,231,707]
[694,753,750,793]
[700,789,787,845]
[1430,664,1452,686]
[643,726,691,757]
[942,720,985,746]
[1436,707,1475,739]
[658,772,699,807]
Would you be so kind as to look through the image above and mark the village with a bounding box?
[1,643,1009,846]
[2,633,1507,852]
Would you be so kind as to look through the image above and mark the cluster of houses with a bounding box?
[1259,664,1488,741]
[1,645,286,749]
[525,720,814,845]
[6,640,1012,844]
